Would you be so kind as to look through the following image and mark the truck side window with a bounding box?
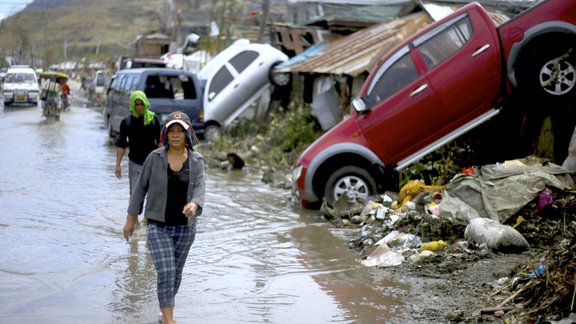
[416,15,472,68]
[365,50,418,107]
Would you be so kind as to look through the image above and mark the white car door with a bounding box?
[205,50,261,126]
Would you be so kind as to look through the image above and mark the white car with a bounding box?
[198,39,288,141]
[2,66,40,107]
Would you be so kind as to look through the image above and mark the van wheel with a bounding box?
[324,166,377,207]
[204,124,221,142]
[107,120,116,139]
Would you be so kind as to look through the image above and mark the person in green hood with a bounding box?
[115,90,161,195]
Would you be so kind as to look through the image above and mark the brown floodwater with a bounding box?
[0,101,409,323]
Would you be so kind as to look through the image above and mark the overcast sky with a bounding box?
[0,0,33,20]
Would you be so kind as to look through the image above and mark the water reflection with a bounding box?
[110,240,157,323]
[0,104,406,323]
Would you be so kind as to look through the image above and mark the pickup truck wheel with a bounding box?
[519,45,576,102]
[324,166,377,207]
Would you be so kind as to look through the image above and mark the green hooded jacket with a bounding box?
[129,90,155,126]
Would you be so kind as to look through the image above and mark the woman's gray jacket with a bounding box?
[127,147,205,225]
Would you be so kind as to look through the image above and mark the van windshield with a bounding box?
[6,73,36,83]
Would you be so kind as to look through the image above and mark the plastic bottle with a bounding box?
[420,240,447,251]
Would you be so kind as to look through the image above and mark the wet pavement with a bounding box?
[0,101,407,323]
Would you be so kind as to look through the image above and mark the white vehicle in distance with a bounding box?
[198,39,288,141]
[2,65,40,107]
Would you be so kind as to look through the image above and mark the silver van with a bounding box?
[104,68,204,139]
[2,66,40,107]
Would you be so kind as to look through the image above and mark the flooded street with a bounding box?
[0,102,406,324]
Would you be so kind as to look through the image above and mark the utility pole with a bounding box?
[64,40,68,66]
[96,37,100,56]
[258,0,271,43]
[218,0,228,52]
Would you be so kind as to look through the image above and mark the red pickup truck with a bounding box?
[292,1,576,208]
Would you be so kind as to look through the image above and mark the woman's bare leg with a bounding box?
[161,306,175,324]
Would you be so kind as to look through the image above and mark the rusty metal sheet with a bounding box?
[275,12,433,76]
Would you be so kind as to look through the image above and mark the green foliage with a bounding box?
[211,104,322,169]
[399,142,470,188]
[210,103,476,186]
[265,105,320,153]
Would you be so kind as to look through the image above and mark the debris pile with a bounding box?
[320,158,576,322]
[496,192,576,322]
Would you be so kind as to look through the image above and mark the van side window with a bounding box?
[415,14,472,68]
[365,50,418,107]
[166,75,182,100]
[107,77,117,95]
[118,75,129,96]
[208,67,233,101]
[229,50,259,73]
[181,78,197,100]
[145,75,173,99]
[111,75,123,95]
[169,74,197,100]
[127,75,139,92]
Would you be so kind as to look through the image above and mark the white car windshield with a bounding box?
[6,73,36,83]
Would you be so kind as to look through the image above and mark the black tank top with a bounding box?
[164,156,190,226]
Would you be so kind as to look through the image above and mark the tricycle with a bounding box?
[38,71,70,120]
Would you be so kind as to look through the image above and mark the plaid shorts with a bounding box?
[147,222,196,308]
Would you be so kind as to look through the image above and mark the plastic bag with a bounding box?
[562,125,576,173]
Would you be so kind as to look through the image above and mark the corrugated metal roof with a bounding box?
[275,11,433,76]
[288,0,410,5]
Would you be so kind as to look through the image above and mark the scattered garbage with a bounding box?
[315,157,576,322]
[451,239,470,252]
[360,243,404,267]
[378,230,421,249]
[409,250,436,263]
[529,263,547,278]
[480,306,514,314]
[562,125,576,173]
[464,217,531,253]
[538,187,557,213]
[420,240,447,251]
